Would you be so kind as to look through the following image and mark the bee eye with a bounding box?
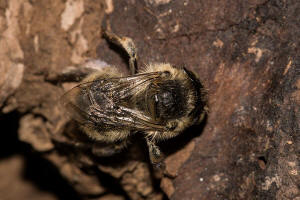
[154,94,159,102]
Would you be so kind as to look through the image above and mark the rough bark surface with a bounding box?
[0,0,299,200]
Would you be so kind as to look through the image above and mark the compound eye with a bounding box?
[146,92,169,122]
[146,92,159,121]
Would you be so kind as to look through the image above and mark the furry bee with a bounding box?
[61,30,207,164]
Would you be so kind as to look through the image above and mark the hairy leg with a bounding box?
[146,138,164,164]
[102,29,138,75]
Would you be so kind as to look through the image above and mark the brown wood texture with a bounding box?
[0,0,299,199]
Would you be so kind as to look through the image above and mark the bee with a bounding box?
[61,30,207,164]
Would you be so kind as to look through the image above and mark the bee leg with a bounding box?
[102,29,138,75]
[92,139,130,157]
[46,59,111,83]
[47,67,96,83]
[146,138,164,164]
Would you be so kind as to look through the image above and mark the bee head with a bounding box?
[146,80,187,122]
[142,63,207,137]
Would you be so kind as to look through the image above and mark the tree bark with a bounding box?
[0,0,299,199]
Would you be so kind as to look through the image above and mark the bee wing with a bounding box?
[61,81,93,125]
[61,72,166,131]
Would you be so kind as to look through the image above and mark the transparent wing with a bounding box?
[61,71,167,132]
